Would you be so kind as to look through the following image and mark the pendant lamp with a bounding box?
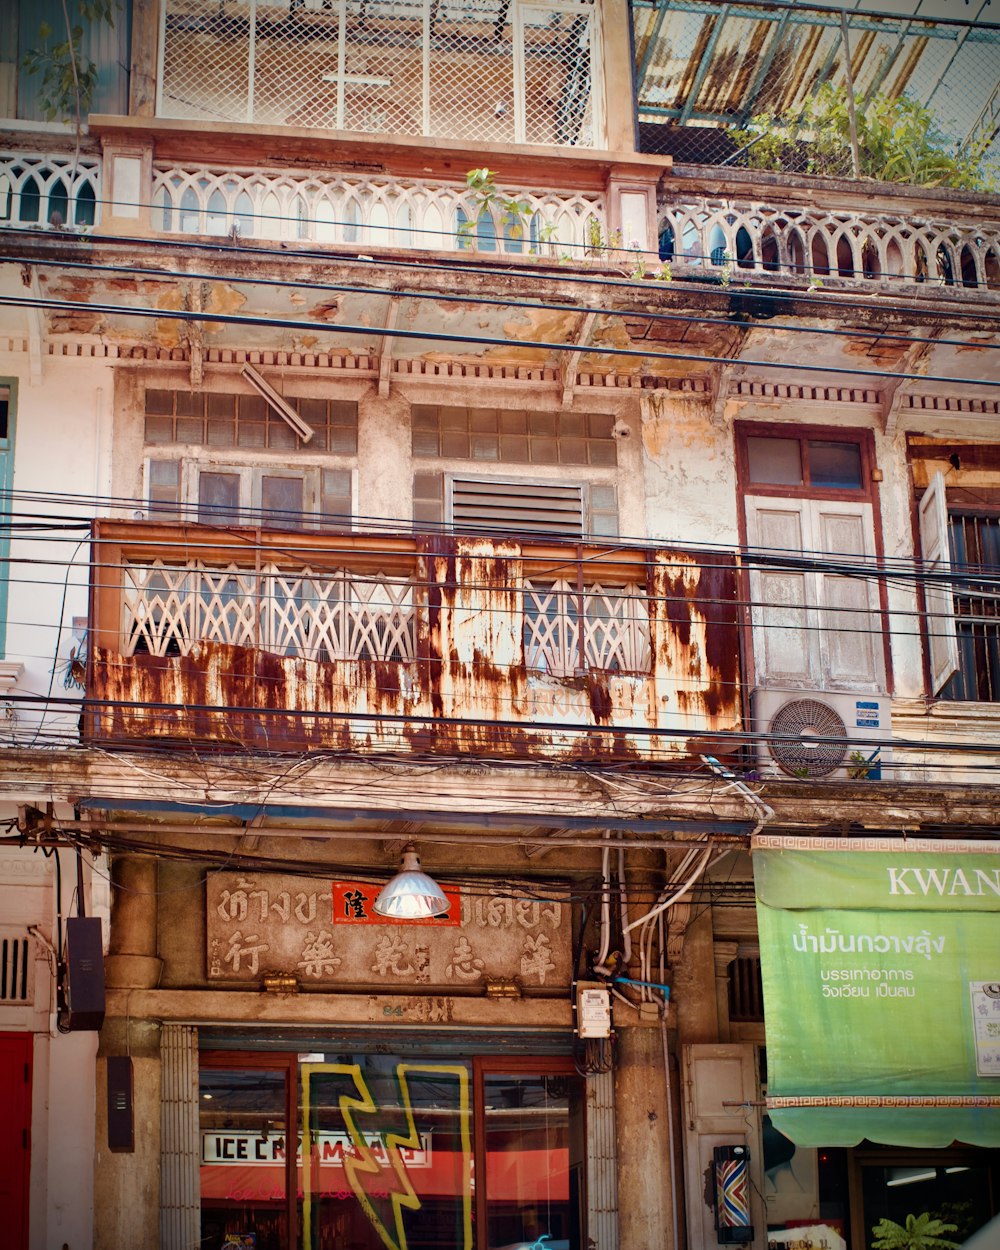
[372,844,451,919]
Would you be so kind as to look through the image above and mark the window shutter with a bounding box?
[919,470,959,695]
[450,478,584,538]
[813,502,883,690]
[745,497,817,687]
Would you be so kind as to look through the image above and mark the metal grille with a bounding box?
[159,0,597,147]
[633,0,1000,184]
[0,933,31,1004]
[524,580,652,676]
[123,561,417,662]
[522,4,594,147]
[942,513,1000,703]
[727,954,764,1024]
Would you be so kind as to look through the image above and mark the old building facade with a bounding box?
[1,0,999,1248]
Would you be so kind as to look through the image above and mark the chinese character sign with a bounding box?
[206,873,569,990]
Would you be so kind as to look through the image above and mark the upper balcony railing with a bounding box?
[5,142,999,299]
[87,522,739,762]
[657,169,1000,296]
[150,162,607,258]
[0,152,101,230]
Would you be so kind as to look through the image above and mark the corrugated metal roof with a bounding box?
[634,0,1000,159]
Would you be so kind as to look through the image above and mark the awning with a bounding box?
[752,835,1000,1148]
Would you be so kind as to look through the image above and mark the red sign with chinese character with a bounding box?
[331,882,461,926]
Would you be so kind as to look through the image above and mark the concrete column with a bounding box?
[94,138,154,238]
[95,1019,162,1250]
[357,387,413,527]
[95,852,163,1249]
[673,907,721,1044]
[105,853,162,990]
[615,1023,676,1250]
[129,0,160,117]
[597,0,638,154]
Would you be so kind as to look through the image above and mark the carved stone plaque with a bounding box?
[206,873,570,990]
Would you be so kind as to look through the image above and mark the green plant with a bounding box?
[22,0,118,202]
[718,250,733,287]
[656,261,673,282]
[871,1213,959,1250]
[731,82,997,193]
[629,239,648,280]
[460,167,532,252]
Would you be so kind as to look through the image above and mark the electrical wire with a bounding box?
[5,287,1000,390]
[7,249,1000,355]
[7,220,1000,327]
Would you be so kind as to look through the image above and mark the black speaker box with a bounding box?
[107,1056,134,1151]
[61,915,106,1031]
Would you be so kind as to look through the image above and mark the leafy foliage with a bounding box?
[871,1212,960,1250]
[22,0,118,124]
[459,167,531,248]
[731,82,997,193]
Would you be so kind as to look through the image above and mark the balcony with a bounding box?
[86,522,740,762]
[657,167,1000,297]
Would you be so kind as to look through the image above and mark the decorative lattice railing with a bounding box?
[523,580,652,676]
[658,194,1000,292]
[120,561,650,674]
[123,561,417,662]
[0,153,101,229]
[151,163,606,256]
[158,0,597,148]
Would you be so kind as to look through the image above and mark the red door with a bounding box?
[0,1033,32,1250]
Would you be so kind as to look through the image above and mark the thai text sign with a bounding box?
[753,836,1000,1148]
[207,872,569,989]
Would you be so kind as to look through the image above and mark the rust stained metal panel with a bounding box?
[87,534,741,763]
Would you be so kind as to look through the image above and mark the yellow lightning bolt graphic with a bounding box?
[301,1061,472,1250]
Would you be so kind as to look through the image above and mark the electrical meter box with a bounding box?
[576,981,611,1038]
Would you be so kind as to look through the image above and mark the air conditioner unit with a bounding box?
[750,688,892,780]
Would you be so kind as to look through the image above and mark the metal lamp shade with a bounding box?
[372,848,451,920]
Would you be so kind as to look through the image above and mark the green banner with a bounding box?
[753,838,1000,1147]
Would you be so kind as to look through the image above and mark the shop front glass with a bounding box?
[199,1047,584,1250]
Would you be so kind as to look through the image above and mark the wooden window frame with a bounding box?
[736,422,877,504]
[735,422,892,694]
[143,456,357,530]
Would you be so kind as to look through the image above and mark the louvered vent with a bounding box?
[728,954,764,1023]
[450,478,584,538]
[0,933,31,1004]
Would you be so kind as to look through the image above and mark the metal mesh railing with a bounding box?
[159,0,597,147]
[634,0,1000,189]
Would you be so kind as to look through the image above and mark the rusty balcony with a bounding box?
[86,521,741,763]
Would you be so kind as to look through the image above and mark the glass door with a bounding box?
[477,1061,585,1250]
[199,1056,296,1250]
[199,1047,584,1250]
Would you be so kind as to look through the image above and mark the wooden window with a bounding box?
[412,406,616,469]
[920,484,1000,702]
[415,474,618,538]
[739,425,885,693]
[146,460,354,530]
[144,389,358,455]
